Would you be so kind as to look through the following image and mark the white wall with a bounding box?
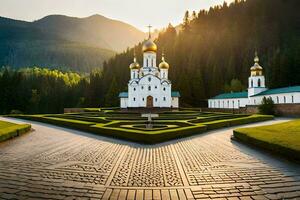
[249,92,300,105]
[120,98,128,108]
[208,98,248,109]
[128,74,172,108]
[171,97,179,108]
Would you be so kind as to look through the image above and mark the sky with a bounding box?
[0,0,233,32]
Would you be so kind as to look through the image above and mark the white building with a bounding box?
[119,32,180,109]
[208,53,300,109]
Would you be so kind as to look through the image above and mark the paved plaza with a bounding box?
[0,117,299,200]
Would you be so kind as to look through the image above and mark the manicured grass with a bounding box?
[9,110,273,144]
[0,120,31,142]
[234,119,300,160]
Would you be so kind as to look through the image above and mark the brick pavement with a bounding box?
[0,118,299,200]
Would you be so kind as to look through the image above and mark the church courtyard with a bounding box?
[0,117,299,200]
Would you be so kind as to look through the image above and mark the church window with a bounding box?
[277,96,279,103]
[254,99,256,104]
[133,97,136,101]
[163,97,166,101]
[251,80,253,88]
[232,101,234,108]
[147,59,149,67]
[227,100,229,108]
[148,77,151,82]
[141,86,144,90]
[155,86,157,89]
[142,98,144,101]
[133,88,136,91]
[148,86,151,91]
[284,96,286,103]
[218,101,220,108]
[163,87,166,91]
[238,100,240,107]
[155,98,158,102]
[258,79,261,87]
[292,96,294,103]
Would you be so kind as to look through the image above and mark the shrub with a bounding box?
[258,97,275,115]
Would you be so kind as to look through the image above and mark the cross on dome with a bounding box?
[147,25,152,39]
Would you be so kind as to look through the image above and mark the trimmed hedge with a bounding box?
[10,113,274,144]
[203,115,274,130]
[0,121,31,142]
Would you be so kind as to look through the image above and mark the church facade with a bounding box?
[119,32,180,109]
[208,53,300,109]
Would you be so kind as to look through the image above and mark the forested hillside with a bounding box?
[100,0,300,106]
[0,14,146,72]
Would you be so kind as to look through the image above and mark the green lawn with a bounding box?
[234,119,300,160]
[10,109,273,144]
[0,120,31,142]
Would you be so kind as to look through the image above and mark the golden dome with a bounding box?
[250,52,263,76]
[142,39,157,53]
[129,57,140,70]
[159,54,169,69]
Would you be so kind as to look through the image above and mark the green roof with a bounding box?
[253,86,300,96]
[171,91,181,97]
[212,91,248,99]
[118,92,128,98]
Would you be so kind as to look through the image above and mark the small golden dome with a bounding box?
[129,57,140,70]
[250,51,263,74]
[159,54,169,69]
[142,39,157,53]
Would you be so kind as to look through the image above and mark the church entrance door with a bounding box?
[146,96,153,108]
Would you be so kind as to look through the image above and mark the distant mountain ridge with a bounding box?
[0,15,146,72]
[32,14,146,51]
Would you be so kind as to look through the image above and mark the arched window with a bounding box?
[277,96,279,103]
[258,79,261,87]
[155,86,157,89]
[148,77,151,82]
[284,96,286,103]
[218,101,220,108]
[146,59,148,67]
[148,86,151,91]
[163,87,166,91]
[133,97,136,101]
[155,98,158,102]
[251,80,253,88]
[163,97,166,101]
[142,98,144,101]
[141,86,144,90]
[292,96,294,103]
[133,88,136,91]
[238,100,240,107]
[232,101,235,108]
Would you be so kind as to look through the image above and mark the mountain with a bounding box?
[0,15,146,72]
[33,14,146,51]
[99,0,300,107]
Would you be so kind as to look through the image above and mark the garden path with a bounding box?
[0,117,299,200]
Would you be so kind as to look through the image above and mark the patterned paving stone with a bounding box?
[0,117,299,200]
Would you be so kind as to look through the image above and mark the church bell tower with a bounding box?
[248,52,267,97]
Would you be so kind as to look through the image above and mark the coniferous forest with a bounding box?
[0,0,299,114]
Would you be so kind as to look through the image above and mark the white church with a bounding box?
[208,53,300,109]
[119,29,180,109]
